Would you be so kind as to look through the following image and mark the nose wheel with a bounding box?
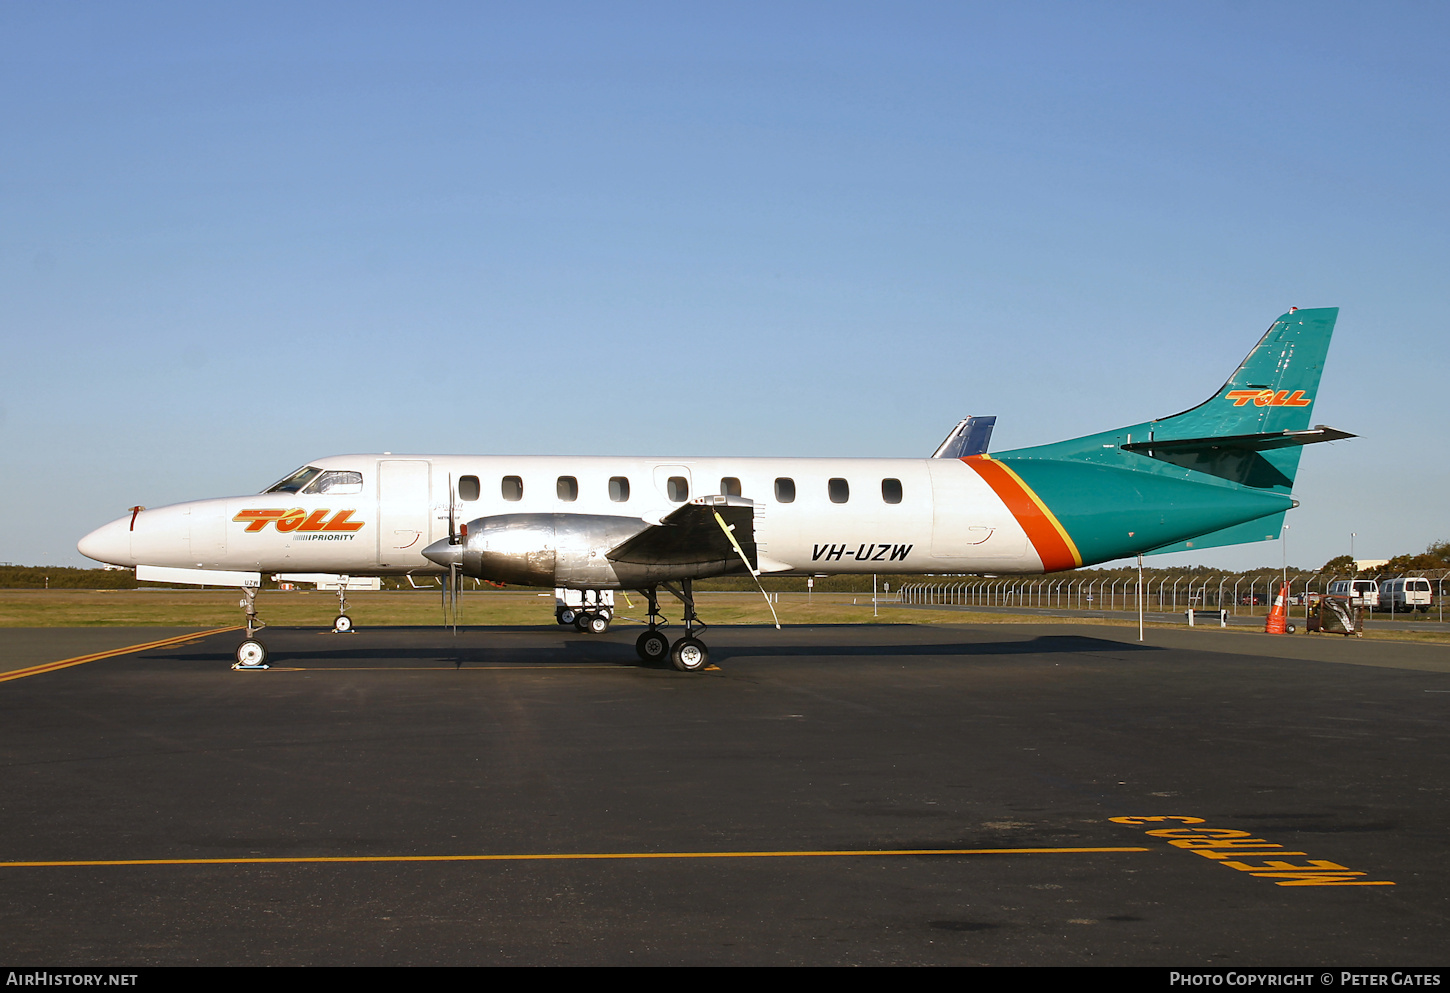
[332,578,355,633]
[234,639,269,669]
[232,586,271,669]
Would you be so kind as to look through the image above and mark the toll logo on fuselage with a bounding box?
[1224,389,1312,407]
[233,508,365,534]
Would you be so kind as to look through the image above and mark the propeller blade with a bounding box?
[448,474,458,545]
[450,562,460,635]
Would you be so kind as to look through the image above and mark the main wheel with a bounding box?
[636,629,670,663]
[234,640,269,669]
[586,614,610,635]
[333,614,353,633]
[669,636,709,672]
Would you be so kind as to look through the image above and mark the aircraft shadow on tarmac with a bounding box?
[158,628,1166,670]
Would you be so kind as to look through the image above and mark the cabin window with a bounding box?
[721,477,741,498]
[882,478,902,504]
[609,476,630,502]
[304,470,364,496]
[667,476,689,502]
[458,475,480,501]
[557,476,578,502]
[501,476,523,501]
[774,478,795,503]
[828,478,849,504]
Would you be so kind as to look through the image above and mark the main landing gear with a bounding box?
[634,580,710,672]
[233,586,269,670]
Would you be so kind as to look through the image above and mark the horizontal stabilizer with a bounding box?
[1122,425,1355,455]
[1121,425,1354,489]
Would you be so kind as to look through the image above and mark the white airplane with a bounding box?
[79,307,1350,671]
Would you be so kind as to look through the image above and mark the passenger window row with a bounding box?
[454,475,904,505]
[776,477,903,505]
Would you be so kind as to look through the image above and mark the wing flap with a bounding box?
[607,495,758,570]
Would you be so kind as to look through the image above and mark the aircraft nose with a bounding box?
[77,516,134,566]
[421,537,461,569]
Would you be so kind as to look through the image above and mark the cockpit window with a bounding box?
[303,470,363,495]
[265,466,323,494]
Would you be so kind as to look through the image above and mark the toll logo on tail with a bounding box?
[1224,389,1312,407]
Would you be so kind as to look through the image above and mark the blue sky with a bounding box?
[3,2,1446,571]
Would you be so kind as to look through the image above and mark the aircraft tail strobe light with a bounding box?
[77,307,1351,672]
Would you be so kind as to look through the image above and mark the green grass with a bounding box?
[2,589,1444,645]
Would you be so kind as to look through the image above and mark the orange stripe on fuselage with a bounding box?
[961,456,1082,572]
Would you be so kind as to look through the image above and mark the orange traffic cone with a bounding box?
[1265,582,1289,634]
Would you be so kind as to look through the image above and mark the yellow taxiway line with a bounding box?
[0,626,243,683]
[0,847,1148,869]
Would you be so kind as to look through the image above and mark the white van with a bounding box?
[1327,579,1380,608]
[1377,577,1434,613]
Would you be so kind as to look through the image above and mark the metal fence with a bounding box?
[897,570,1450,623]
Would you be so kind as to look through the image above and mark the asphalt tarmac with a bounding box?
[1,621,1446,966]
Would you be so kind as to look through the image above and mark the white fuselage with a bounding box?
[79,453,1049,582]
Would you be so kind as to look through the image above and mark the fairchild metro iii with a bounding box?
[79,307,1350,671]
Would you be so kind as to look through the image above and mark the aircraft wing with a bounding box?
[607,495,758,572]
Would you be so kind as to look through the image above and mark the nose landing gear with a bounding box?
[233,586,269,670]
[332,577,355,633]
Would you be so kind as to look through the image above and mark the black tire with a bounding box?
[560,607,577,625]
[636,630,669,664]
[669,636,709,672]
[333,614,353,633]
[586,614,610,635]
[234,639,269,669]
[574,612,593,632]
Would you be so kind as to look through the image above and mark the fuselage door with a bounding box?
[378,459,431,564]
[927,458,1025,562]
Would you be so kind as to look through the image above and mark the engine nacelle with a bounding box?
[459,513,649,588]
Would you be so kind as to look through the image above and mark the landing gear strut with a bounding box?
[634,587,671,664]
[233,586,269,670]
[651,579,711,672]
[332,577,354,633]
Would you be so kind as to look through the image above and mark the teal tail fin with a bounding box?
[991,307,1348,564]
[1151,306,1338,440]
